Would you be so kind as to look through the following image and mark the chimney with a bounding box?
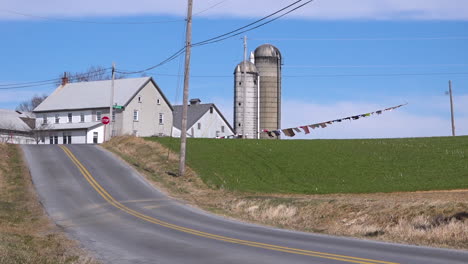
[189,98,201,105]
[61,72,68,86]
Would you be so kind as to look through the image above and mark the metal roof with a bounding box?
[172,103,233,133]
[234,61,258,74]
[0,109,33,132]
[40,121,102,131]
[254,44,282,58]
[34,77,158,112]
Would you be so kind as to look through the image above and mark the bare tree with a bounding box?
[30,123,52,144]
[16,94,48,112]
[58,65,124,85]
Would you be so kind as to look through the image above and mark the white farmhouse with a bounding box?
[172,99,234,138]
[0,109,35,144]
[33,77,173,144]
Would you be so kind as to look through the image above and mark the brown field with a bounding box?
[0,143,99,264]
[104,136,468,250]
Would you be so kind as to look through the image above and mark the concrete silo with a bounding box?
[254,44,282,139]
[234,61,259,139]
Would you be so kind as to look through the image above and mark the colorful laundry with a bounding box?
[260,103,407,138]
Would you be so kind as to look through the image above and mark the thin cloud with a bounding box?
[1,0,468,20]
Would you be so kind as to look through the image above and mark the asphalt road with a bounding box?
[22,144,467,264]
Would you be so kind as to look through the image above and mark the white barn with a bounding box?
[172,99,234,138]
[0,109,35,144]
[33,77,173,144]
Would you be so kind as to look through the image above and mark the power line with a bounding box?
[0,67,112,89]
[191,0,304,46]
[0,1,230,25]
[193,0,314,47]
[193,0,231,16]
[250,37,468,41]
[149,71,468,79]
[0,9,184,25]
[284,63,468,69]
[116,0,312,74]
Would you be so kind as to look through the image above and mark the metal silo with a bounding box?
[234,61,259,139]
[254,44,282,139]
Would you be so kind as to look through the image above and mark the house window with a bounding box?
[63,133,67,144]
[133,110,139,121]
[210,107,213,114]
[42,114,47,124]
[158,113,164,125]
[138,96,142,103]
[197,123,201,130]
[80,113,85,122]
[96,111,102,121]
[55,114,59,124]
[93,132,98,144]
[221,126,225,133]
[157,98,161,105]
[112,110,115,122]
[68,113,72,123]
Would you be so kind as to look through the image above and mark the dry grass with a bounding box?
[0,143,99,264]
[103,136,468,250]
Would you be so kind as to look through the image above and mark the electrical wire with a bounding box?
[0,9,183,24]
[0,67,112,89]
[193,0,231,16]
[116,0,312,74]
[148,71,468,78]
[250,37,468,41]
[192,0,311,47]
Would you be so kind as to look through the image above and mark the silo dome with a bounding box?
[254,44,281,59]
[234,61,258,74]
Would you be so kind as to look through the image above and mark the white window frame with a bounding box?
[197,123,201,130]
[55,114,59,124]
[67,113,72,123]
[42,114,47,124]
[96,111,102,121]
[133,110,139,121]
[80,113,85,123]
[158,113,164,125]
[156,98,161,105]
[112,110,116,122]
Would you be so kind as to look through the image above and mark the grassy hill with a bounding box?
[147,136,468,194]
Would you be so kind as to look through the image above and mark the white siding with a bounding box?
[186,109,234,138]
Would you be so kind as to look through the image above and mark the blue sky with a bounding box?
[1,0,467,138]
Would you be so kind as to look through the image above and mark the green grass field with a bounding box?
[146,136,468,194]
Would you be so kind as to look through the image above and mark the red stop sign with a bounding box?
[102,116,110,125]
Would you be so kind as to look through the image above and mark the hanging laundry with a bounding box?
[261,103,407,138]
[282,128,296,137]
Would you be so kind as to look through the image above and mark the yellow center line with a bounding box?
[59,146,399,264]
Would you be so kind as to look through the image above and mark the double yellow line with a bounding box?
[60,146,399,264]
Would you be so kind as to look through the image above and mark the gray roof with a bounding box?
[172,103,233,132]
[254,44,281,58]
[0,109,33,132]
[234,61,258,74]
[34,77,170,112]
[39,121,102,131]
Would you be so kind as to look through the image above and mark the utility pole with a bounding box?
[448,80,456,136]
[109,62,115,141]
[179,0,194,177]
[242,36,247,139]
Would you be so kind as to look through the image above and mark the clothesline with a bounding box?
[263,103,408,138]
